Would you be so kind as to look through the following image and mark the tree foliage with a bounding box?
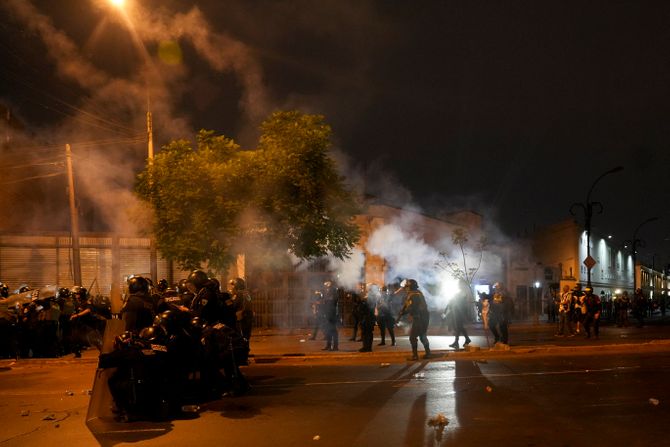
[436,228,487,299]
[135,111,361,273]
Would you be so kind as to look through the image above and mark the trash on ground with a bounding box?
[20,410,30,417]
[486,386,493,393]
[42,414,56,421]
[313,435,321,441]
[65,390,74,396]
[427,413,449,429]
[413,372,425,379]
[649,398,660,406]
[380,362,391,367]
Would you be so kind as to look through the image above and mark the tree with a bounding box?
[135,111,361,273]
[436,228,487,301]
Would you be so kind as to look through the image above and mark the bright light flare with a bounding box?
[109,0,126,8]
[437,274,460,309]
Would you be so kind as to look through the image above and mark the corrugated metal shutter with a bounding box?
[0,247,58,289]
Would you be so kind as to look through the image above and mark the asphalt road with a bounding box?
[1,345,669,447]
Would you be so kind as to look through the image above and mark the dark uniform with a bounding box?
[321,281,340,351]
[489,282,513,345]
[375,285,396,346]
[397,279,431,360]
[447,281,472,349]
[357,285,376,352]
[121,276,156,334]
[582,287,601,338]
[228,278,254,341]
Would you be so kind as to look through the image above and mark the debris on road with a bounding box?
[649,398,660,406]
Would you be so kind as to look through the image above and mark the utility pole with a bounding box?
[147,104,159,285]
[65,144,82,286]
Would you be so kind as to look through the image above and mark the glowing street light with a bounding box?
[109,0,126,8]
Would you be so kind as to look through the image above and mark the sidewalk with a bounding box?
[247,316,670,362]
[4,316,670,367]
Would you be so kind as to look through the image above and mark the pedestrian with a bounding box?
[632,288,646,328]
[375,285,396,346]
[582,286,601,339]
[447,279,471,349]
[396,279,431,360]
[321,280,340,351]
[488,282,513,347]
[617,291,631,327]
[478,291,490,330]
[556,284,574,337]
[571,283,585,334]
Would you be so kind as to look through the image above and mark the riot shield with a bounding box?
[85,318,171,437]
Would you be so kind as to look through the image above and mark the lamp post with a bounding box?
[624,216,660,292]
[570,166,624,287]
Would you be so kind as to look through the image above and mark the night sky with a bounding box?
[0,1,669,266]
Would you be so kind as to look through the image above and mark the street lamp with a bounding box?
[624,216,660,292]
[570,166,624,287]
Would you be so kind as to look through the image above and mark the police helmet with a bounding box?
[405,279,419,290]
[177,278,189,294]
[72,286,88,299]
[229,277,245,291]
[157,278,169,292]
[128,276,150,294]
[114,331,134,350]
[209,277,221,292]
[323,280,332,288]
[18,285,31,294]
[584,286,593,294]
[153,309,180,334]
[0,282,8,298]
[139,325,167,344]
[186,270,209,290]
[58,287,71,299]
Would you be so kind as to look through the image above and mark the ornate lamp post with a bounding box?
[570,166,624,287]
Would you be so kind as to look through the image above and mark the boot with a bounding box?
[411,346,419,361]
[449,337,459,349]
[322,344,331,351]
[423,347,432,359]
[464,337,472,346]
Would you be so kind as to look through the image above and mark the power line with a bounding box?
[0,172,63,185]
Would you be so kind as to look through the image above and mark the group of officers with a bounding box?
[310,278,432,361]
[100,270,255,421]
[0,282,105,359]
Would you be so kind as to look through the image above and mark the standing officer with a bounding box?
[397,279,431,361]
[488,282,513,347]
[375,285,396,346]
[321,280,340,351]
[357,284,376,352]
[228,278,254,341]
[120,276,156,334]
[447,279,472,349]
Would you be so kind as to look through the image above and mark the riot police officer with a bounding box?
[397,279,431,360]
[489,282,513,346]
[357,283,376,352]
[187,270,224,325]
[321,280,340,351]
[228,277,254,341]
[121,276,156,334]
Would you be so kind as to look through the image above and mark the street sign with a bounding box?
[583,255,597,270]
